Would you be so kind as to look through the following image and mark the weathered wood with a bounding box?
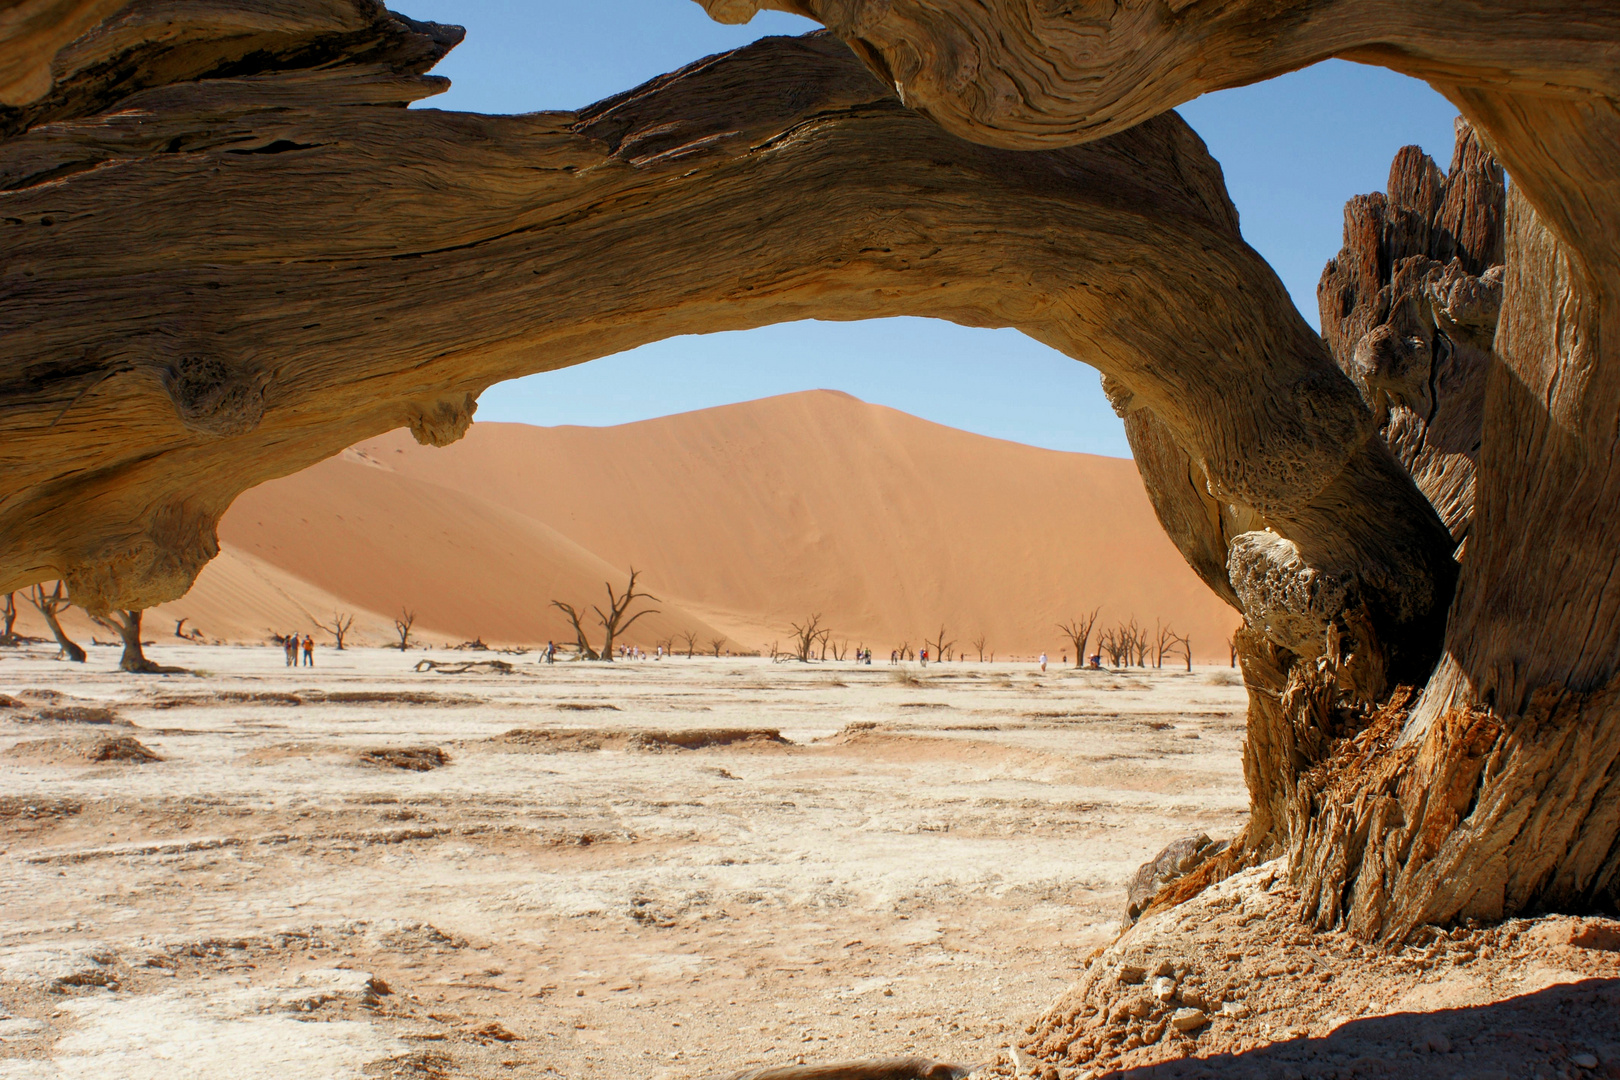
[0,16,1454,697]
[713,0,1620,933]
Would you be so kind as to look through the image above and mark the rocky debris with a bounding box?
[356,746,450,771]
[490,727,788,753]
[8,735,162,764]
[1123,833,1228,925]
[0,796,82,820]
[1000,861,1620,1080]
[272,968,391,1012]
[715,1058,973,1080]
[21,704,126,725]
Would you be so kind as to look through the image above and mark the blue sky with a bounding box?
[406,1,1461,457]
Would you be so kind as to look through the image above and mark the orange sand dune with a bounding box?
[196,388,1231,660]
[205,448,728,650]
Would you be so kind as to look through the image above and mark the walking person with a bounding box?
[284,634,296,667]
[1039,651,1048,673]
[545,640,555,664]
[302,634,314,666]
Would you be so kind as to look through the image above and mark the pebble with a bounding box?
[1152,976,1177,1002]
[1169,1008,1207,1032]
[1117,965,1146,985]
[1572,1053,1598,1070]
[1220,1001,1250,1018]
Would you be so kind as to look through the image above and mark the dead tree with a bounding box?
[1097,625,1125,669]
[789,614,826,663]
[1229,633,1239,669]
[1154,620,1180,669]
[3,0,1618,945]
[925,625,955,663]
[592,568,660,662]
[27,583,84,663]
[0,592,16,646]
[394,609,416,652]
[678,629,698,658]
[317,612,354,650]
[708,637,727,659]
[550,601,599,661]
[971,634,987,662]
[1175,632,1193,673]
[1126,618,1151,667]
[1057,609,1100,668]
[91,609,168,673]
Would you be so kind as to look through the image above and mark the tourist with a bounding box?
[1039,652,1048,672]
[302,634,314,666]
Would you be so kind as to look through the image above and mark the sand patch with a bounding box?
[7,735,162,764]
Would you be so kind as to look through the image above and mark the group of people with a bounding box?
[281,633,314,666]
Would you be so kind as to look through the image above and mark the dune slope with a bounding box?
[201,390,1236,659]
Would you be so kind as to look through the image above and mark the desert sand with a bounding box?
[0,640,1252,1079]
[2,646,1616,1080]
[42,391,1239,660]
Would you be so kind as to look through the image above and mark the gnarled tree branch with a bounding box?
[0,17,1454,684]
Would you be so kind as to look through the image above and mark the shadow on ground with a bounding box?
[1106,979,1619,1080]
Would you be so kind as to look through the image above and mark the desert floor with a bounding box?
[0,643,1248,1079]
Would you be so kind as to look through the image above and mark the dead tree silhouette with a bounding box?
[1057,609,1101,668]
[27,582,83,662]
[552,568,660,662]
[789,614,827,663]
[317,612,355,650]
[393,609,415,651]
[91,609,176,672]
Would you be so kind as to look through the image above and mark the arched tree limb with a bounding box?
[0,22,1453,701]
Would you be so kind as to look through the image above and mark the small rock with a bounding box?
[1220,1001,1250,1019]
[1571,1053,1599,1070]
[1180,988,1207,1010]
[1169,1008,1207,1033]
[1153,960,1176,978]
[1010,1046,1036,1077]
[1414,1031,1451,1054]
[1152,976,1177,1002]
[1117,965,1146,985]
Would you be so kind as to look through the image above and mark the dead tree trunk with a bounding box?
[790,614,825,663]
[92,609,163,672]
[2,0,1617,938]
[317,612,354,650]
[593,569,660,662]
[1057,610,1099,668]
[733,0,1620,938]
[394,609,415,652]
[0,592,16,645]
[27,582,84,662]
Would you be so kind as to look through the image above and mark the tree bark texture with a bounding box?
[1,0,1615,935]
[0,1,1453,709]
[703,1,1620,931]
